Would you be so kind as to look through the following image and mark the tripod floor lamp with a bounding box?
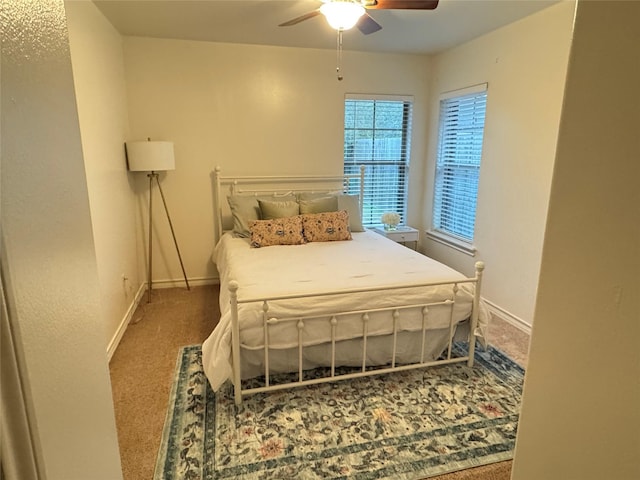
[125,140,190,303]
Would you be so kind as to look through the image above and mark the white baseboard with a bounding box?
[107,282,146,362]
[106,277,220,361]
[151,276,219,288]
[482,297,532,335]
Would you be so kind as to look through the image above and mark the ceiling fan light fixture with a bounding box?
[320,1,365,31]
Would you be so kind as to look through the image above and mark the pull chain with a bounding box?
[336,29,344,81]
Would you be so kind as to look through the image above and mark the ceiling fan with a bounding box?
[279,0,440,35]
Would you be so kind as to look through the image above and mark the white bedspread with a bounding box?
[202,231,489,390]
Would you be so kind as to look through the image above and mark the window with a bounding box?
[432,84,487,245]
[343,95,413,227]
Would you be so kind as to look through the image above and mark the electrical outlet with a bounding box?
[122,274,130,297]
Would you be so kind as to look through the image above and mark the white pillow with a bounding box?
[337,194,364,232]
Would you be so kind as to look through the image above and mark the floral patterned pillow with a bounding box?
[301,210,352,243]
[249,215,305,248]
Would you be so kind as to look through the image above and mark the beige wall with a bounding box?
[1,0,123,477]
[58,2,575,355]
[66,0,142,357]
[513,1,640,477]
[122,37,431,285]
[422,2,575,328]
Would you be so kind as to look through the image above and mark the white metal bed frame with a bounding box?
[212,167,485,405]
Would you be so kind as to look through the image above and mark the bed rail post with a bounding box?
[229,280,242,405]
[359,165,365,219]
[467,261,485,367]
[214,166,223,242]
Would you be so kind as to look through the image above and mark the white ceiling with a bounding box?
[93,0,559,55]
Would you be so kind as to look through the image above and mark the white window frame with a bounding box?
[428,83,488,256]
[343,94,413,228]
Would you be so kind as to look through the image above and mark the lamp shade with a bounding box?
[125,141,175,172]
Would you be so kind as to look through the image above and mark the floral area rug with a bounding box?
[154,344,524,480]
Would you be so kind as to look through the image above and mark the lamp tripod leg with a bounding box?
[147,173,154,303]
[155,176,190,291]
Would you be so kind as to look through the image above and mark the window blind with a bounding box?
[433,86,487,243]
[343,96,413,227]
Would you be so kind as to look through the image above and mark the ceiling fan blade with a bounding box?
[279,9,321,27]
[357,13,383,35]
[365,0,439,10]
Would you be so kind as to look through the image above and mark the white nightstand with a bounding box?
[371,226,419,250]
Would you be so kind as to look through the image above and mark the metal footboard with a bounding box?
[229,261,485,405]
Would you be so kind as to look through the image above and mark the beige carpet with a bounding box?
[109,285,529,480]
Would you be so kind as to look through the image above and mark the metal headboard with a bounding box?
[212,165,365,242]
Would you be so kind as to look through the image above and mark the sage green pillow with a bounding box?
[258,199,300,220]
[299,196,339,214]
[227,195,261,238]
[227,194,296,237]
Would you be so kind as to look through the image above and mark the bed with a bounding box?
[202,167,489,405]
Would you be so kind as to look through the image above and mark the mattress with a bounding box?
[202,230,489,390]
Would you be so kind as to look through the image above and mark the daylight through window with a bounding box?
[343,95,413,227]
[433,84,487,243]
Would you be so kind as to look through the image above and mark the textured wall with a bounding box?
[513,1,640,478]
[1,0,123,478]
